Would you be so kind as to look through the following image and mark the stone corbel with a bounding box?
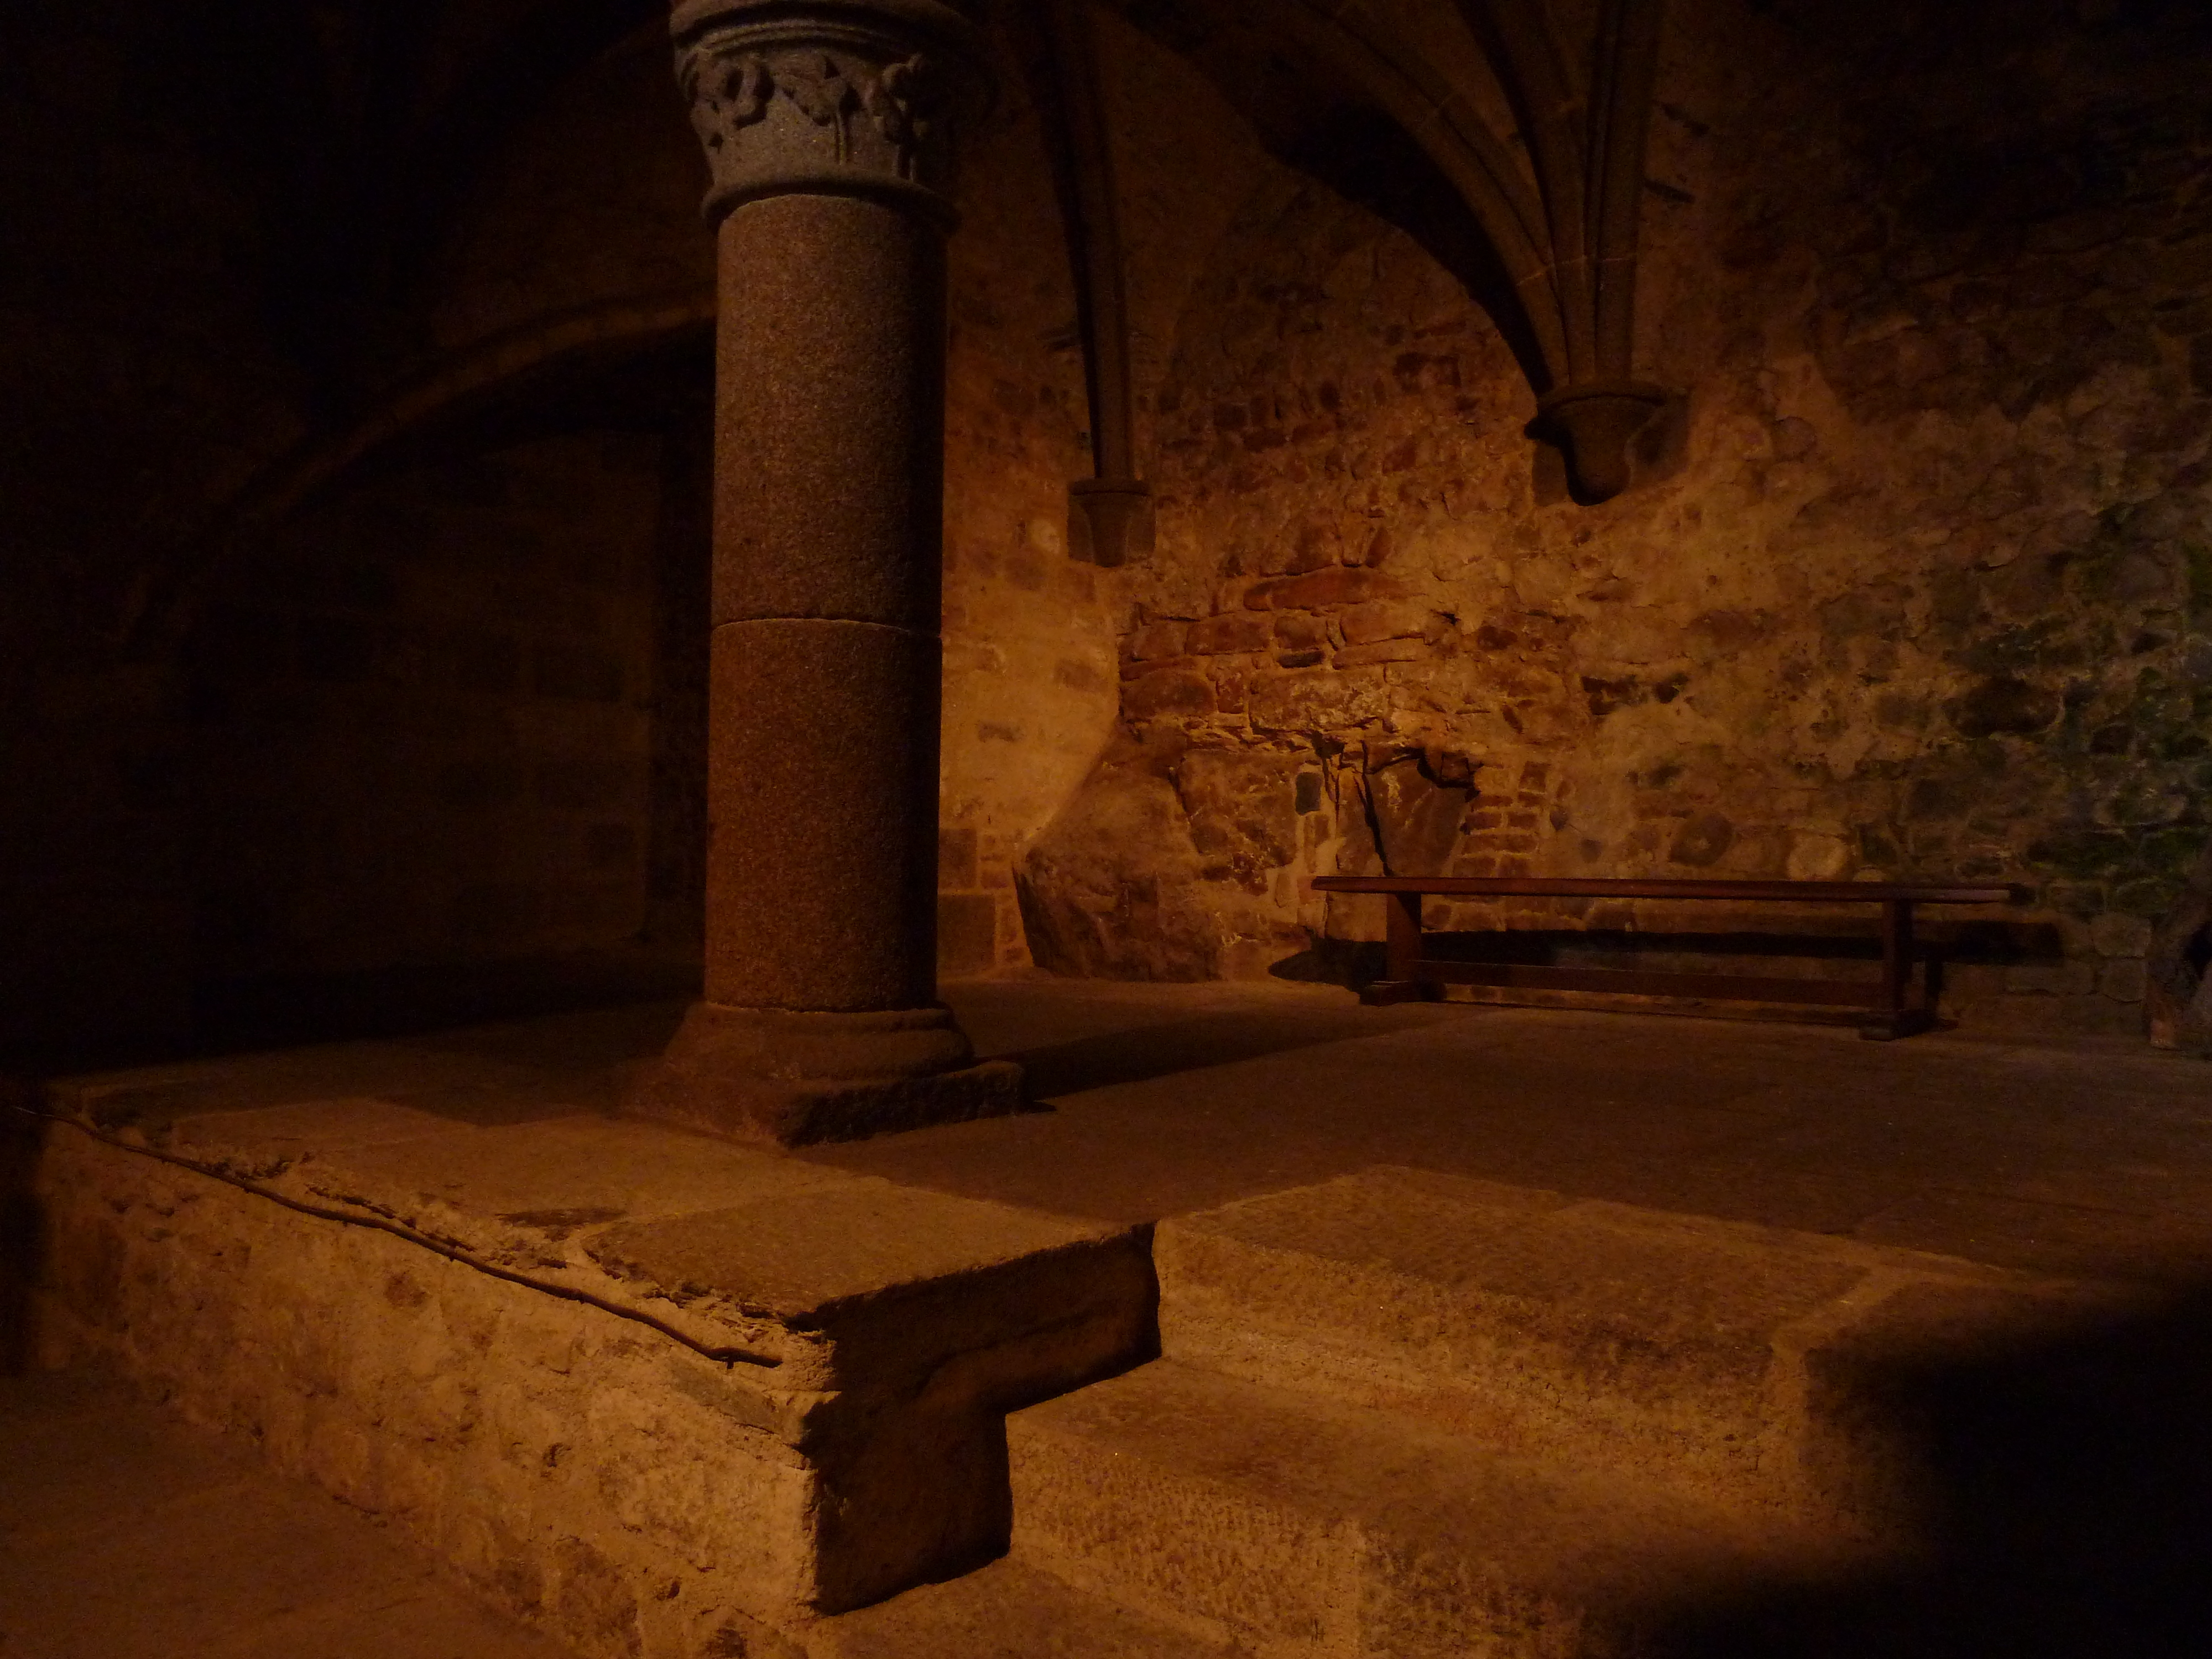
[1068,476,1154,566]
[1470,0,1673,502]
[1022,0,1151,564]
[1532,378,1671,503]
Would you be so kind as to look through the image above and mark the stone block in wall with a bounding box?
[1124,620,1189,661]
[2090,913,2155,957]
[1365,756,1473,878]
[1249,669,1388,732]
[1187,613,1274,655]
[1333,638,1427,669]
[1178,750,1300,891]
[2099,958,2148,1003]
[1018,764,1219,979]
[2002,961,2101,998]
[1243,568,1405,612]
[1123,667,1215,720]
[1668,813,1736,869]
[1340,602,1430,645]
[939,826,979,890]
[938,893,999,977]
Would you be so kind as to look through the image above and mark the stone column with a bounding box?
[632,0,1020,1145]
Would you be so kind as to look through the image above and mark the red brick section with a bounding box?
[1241,568,1407,610]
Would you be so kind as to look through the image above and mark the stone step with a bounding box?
[1154,1167,2122,1536]
[808,1554,1244,1659]
[1006,1358,1829,1659]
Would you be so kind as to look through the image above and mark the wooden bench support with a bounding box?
[1317,877,2023,1041]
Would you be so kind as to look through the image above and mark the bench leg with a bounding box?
[1860,900,1933,1040]
[1360,979,1435,1007]
[1361,890,1437,1005]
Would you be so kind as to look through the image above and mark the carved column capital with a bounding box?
[671,0,989,227]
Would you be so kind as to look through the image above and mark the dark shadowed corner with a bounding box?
[1636,1282,2212,1659]
[0,1078,45,1376]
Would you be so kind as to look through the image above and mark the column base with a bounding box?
[625,1000,1027,1146]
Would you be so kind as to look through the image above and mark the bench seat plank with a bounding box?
[1312,876,2020,904]
[1311,875,2025,1039]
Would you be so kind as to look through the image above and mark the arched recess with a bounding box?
[123,289,714,655]
[1085,0,1672,502]
[167,295,719,1042]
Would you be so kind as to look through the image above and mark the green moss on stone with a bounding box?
[2185,541,2212,617]
[2026,830,2134,878]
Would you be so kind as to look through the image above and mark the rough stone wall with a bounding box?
[0,2,305,1056]
[186,433,669,982]
[1020,0,2212,1034]
[934,55,1128,977]
[11,0,2210,1047]
[34,1130,820,1659]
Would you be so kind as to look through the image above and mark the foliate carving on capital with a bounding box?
[676,13,973,222]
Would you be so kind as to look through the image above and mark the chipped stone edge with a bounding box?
[14,1099,794,1371]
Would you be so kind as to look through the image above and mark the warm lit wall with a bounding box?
[1019,0,2212,1033]
[935,48,1129,975]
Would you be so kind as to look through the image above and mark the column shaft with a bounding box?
[630,0,1020,1145]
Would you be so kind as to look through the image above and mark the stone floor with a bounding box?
[0,1369,575,1659]
[877,979,2212,1281]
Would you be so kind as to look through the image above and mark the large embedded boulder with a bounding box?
[1017,739,1310,980]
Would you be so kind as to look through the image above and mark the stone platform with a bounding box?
[13,1003,1153,1657]
[10,982,2212,1657]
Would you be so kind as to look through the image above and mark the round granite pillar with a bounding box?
[707,195,945,1014]
[631,0,1020,1145]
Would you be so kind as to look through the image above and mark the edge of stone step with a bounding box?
[1007,1357,1840,1659]
[1154,1166,2146,1537]
[804,1553,1250,1659]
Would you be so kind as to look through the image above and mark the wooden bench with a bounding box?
[1308,876,2025,1040]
